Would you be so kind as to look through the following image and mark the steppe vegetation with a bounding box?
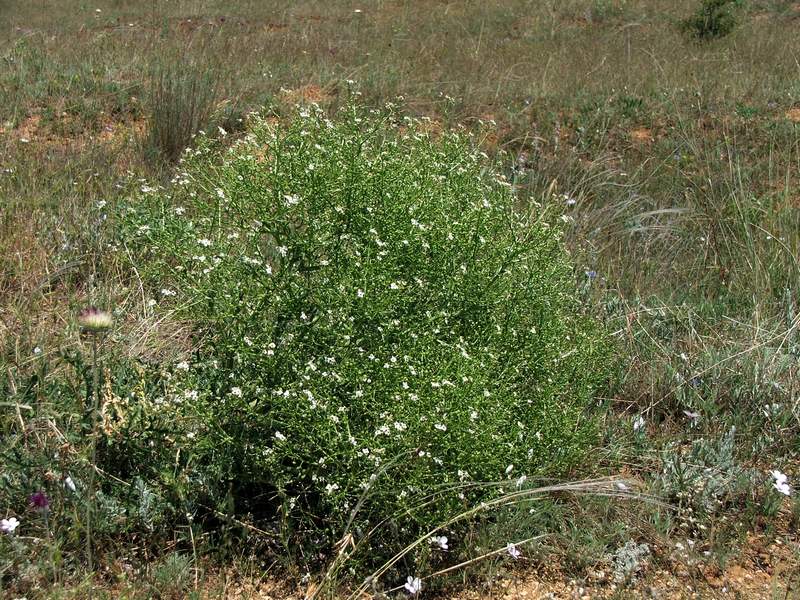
[1,0,799,597]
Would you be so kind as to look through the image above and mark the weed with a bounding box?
[683,0,743,40]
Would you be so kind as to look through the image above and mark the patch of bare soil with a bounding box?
[1,111,144,153]
[785,107,800,123]
[280,84,335,105]
[630,127,654,144]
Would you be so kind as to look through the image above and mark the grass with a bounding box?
[1,0,799,596]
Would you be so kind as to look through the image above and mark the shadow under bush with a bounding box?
[119,104,614,569]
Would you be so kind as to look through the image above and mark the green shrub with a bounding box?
[682,0,742,40]
[121,104,612,563]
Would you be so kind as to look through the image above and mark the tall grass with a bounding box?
[145,57,220,162]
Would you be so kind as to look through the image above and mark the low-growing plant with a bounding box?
[120,104,614,569]
[682,0,742,40]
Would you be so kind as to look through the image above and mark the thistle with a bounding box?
[77,305,112,590]
[78,307,113,333]
[29,491,50,511]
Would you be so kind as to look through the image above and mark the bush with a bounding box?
[121,104,612,564]
[682,0,742,40]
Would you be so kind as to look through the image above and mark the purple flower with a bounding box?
[30,491,49,511]
[585,270,598,280]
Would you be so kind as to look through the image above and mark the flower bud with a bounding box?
[78,306,113,333]
[30,491,49,511]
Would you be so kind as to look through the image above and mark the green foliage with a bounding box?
[121,104,612,562]
[683,0,742,40]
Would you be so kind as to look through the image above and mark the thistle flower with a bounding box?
[30,491,49,511]
[78,307,113,333]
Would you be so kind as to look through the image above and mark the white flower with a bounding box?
[434,423,447,432]
[633,415,645,433]
[274,431,287,442]
[160,288,176,296]
[283,194,300,206]
[356,289,365,298]
[505,464,514,475]
[175,206,186,215]
[176,361,190,371]
[506,543,521,559]
[33,346,42,355]
[1,517,20,534]
[771,470,792,496]
[198,238,212,247]
[64,476,77,492]
[324,483,340,495]
[404,576,422,595]
[429,535,448,550]
[230,387,243,397]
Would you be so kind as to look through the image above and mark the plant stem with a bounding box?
[86,334,100,597]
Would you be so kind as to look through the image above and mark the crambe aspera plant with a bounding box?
[121,103,614,568]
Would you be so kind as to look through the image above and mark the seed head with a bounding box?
[78,306,113,333]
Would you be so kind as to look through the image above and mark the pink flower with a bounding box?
[1,517,20,534]
[506,543,521,559]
